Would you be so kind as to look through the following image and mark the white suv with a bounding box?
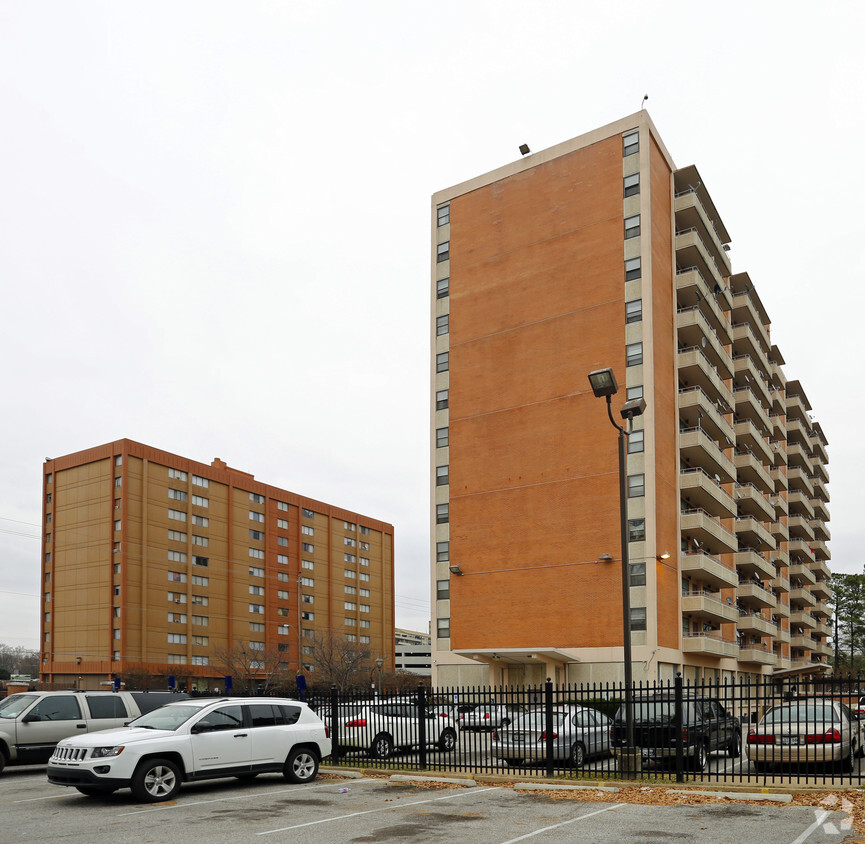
[47,697,330,802]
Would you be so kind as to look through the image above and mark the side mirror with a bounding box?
[22,713,41,723]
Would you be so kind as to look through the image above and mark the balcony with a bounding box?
[734,418,774,465]
[680,468,737,518]
[788,515,816,542]
[810,476,829,503]
[681,508,739,554]
[790,587,817,608]
[733,353,772,401]
[815,620,832,638]
[731,287,772,354]
[811,579,832,602]
[790,610,817,630]
[772,494,789,516]
[812,600,832,619]
[734,549,776,580]
[786,393,811,427]
[680,551,739,589]
[786,417,812,449]
[775,601,791,618]
[789,562,817,585]
[675,188,733,275]
[733,387,773,434]
[811,518,830,542]
[737,581,777,609]
[731,322,771,374]
[771,574,791,593]
[787,443,815,477]
[682,591,740,625]
[810,434,829,465]
[734,452,775,494]
[677,308,734,378]
[679,387,736,445]
[813,459,830,485]
[680,428,737,484]
[677,347,735,409]
[737,613,777,637]
[770,466,788,490]
[733,482,774,521]
[771,548,790,567]
[675,228,728,293]
[810,558,832,581]
[788,491,815,520]
[769,413,787,441]
[683,632,739,658]
[810,539,831,561]
[788,468,814,498]
[812,498,830,522]
[734,516,776,551]
[770,521,789,543]
[788,539,816,564]
[738,646,777,666]
[790,634,816,650]
[676,267,732,341]
[777,627,791,644]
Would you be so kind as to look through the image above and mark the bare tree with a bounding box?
[211,640,287,695]
[0,644,39,679]
[307,632,371,691]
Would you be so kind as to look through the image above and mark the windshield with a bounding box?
[510,711,566,731]
[0,694,39,719]
[763,704,839,724]
[128,704,205,731]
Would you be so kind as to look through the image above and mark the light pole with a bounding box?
[588,368,646,767]
[375,656,384,698]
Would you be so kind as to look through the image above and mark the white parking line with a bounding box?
[117,777,379,816]
[256,785,503,835]
[12,794,70,804]
[788,810,829,844]
[498,803,628,843]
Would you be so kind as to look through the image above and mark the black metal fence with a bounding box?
[309,674,865,785]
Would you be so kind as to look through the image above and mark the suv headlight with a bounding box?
[91,746,125,758]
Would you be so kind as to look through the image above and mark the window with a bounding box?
[344,536,356,547]
[437,617,450,638]
[192,475,209,488]
[359,588,370,597]
[345,617,357,626]
[436,314,449,335]
[193,635,209,646]
[301,611,314,621]
[278,536,288,546]
[437,241,449,262]
[344,521,356,531]
[359,619,370,628]
[45,551,52,563]
[168,488,187,502]
[628,429,645,454]
[115,455,123,466]
[345,601,356,610]
[113,585,121,596]
[168,468,187,481]
[277,518,289,529]
[278,554,289,564]
[192,535,208,547]
[249,566,264,577]
[278,590,289,600]
[628,473,645,498]
[436,465,449,486]
[249,548,265,559]
[436,427,448,448]
[345,585,356,595]
[436,352,448,373]
[168,529,187,542]
[249,510,265,522]
[359,572,370,582]
[360,635,370,644]
[344,553,356,562]
[628,518,646,542]
[249,622,265,632]
[191,656,209,666]
[168,633,187,644]
[113,628,120,639]
[249,604,264,614]
[114,520,122,531]
[168,654,187,664]
[168,612,186,623]
[249,492,265,504]
[302,559,314,570]
[250,641,265,650]
[630,606,647,631]
[437,277,449,299]
[191,615,208,626]
[278,624,290,635]
[625,299,642,324]
[302,507,314,518]
[302,594,314,604]
[345,634,357,643]
[46,472,52,484]
[629,562,646,586]
[345,569,357,579]
[436,389,449,410]
[359,526,370,535]
[46,492,52,504]
[191,514,208,527]
[360,557,369,567]
[301,576,314,587]
[167,592,186,604]
[249,529,265,541]
[623,130,639,156]
[277,501,288,511]
[193,555,208,567]
[437,541,449,562]
[192,574,209,586]
[436,503,449,524]
[437,204,450,226]
[623,173,640,197]
[191,594,208,606]
[191,495,209,507]
[626,385,643,401]
[302,542,314,553]
[360,604,370,613]
[437,579,450,599]
[626,342,643,366]
[277,572,289,582]
[360,541,369,550]
[168,550,187,563]
[114,476,122,488]
[624,215,640,239]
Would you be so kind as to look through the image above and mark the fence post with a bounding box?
[544,677,554,778]
[417,682,427,770]
[330,684,340,765]
[674,672,684,783]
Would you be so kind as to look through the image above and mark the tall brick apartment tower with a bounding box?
[430,113,831,687]
[41,440,395,689]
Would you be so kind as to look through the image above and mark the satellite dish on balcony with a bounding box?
[701,337,707,348]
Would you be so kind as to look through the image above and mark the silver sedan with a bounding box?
[491,706,612,767]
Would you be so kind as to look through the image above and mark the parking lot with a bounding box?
[1,764,859,844]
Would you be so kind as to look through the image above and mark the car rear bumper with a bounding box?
[746,745,848,764]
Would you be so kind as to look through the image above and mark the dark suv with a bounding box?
[611,694,741,771]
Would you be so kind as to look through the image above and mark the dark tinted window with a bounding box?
[249,704,278,728]
[279,705,302,725]
[30,695,81,721]
[197,705,244,731]
[130,692,190,714]
[86,695,129,719]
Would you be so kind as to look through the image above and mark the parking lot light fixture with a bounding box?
[587,367,646,770]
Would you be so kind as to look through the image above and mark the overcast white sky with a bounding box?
[2,1,863,651]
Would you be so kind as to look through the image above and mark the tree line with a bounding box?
[831,571,865,673]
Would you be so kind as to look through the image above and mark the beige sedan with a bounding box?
[746,700,863,772]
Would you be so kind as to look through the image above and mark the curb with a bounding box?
[515,783,621,793]
[390,774,477,787]
[669,789,793,803]
[320,767,365,779]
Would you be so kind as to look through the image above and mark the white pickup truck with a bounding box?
[0,690,186,774]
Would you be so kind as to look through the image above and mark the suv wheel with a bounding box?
[368,733,393,760]
[438,728,457,753]
[131,758,181,803]
[691,742,708,772]
[284,747,319,783]
[728,732,741,759]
